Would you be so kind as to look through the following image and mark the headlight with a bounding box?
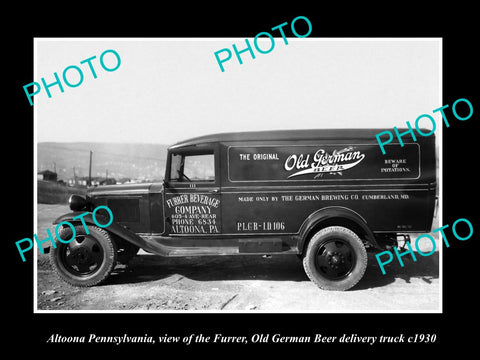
[69,195,87,211]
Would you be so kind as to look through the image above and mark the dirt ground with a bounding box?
[36,204,440,312]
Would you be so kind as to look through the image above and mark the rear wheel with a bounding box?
[303,226,367,291]
[50,225,117,287]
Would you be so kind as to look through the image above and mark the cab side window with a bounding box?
[169,152,215,182]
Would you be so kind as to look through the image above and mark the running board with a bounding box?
[138,235,297,257]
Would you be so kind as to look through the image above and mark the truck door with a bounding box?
[163,146,221,236]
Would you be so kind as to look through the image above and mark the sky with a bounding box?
[35,38,441,146]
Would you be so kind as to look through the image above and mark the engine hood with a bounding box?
[87,183,162,197]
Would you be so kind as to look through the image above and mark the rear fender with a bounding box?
[297,206,380,253]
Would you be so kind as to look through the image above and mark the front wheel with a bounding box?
[50,225,117,287]
[303,226,367,291]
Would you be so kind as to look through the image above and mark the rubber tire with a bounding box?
[50,225,117,287]
[303,226,367,291]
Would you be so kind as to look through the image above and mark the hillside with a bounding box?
[37,142,168,182]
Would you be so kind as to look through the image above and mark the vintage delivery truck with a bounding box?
[50,129,437,291]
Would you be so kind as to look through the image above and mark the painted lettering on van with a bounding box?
[166,194,220,234]
[284,148,366,178]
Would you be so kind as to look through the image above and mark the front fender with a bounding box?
[53,212,154,253]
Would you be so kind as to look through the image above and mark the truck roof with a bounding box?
[169,128,428,149]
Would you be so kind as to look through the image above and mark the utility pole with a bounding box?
[73,167,77,186]
[53,162,56,174]
[88,151,93,186]
[105,169,108,184]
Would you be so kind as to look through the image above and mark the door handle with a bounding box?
[211,189,219,194]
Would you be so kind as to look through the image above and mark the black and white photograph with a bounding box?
[33,38,441,313]
[7,6,479,354]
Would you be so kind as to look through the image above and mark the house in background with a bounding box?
[100,178,117,185]
[37,170,57,182]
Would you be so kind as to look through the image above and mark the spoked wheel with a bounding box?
[303,226,367,291]
[50,225,117,287]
